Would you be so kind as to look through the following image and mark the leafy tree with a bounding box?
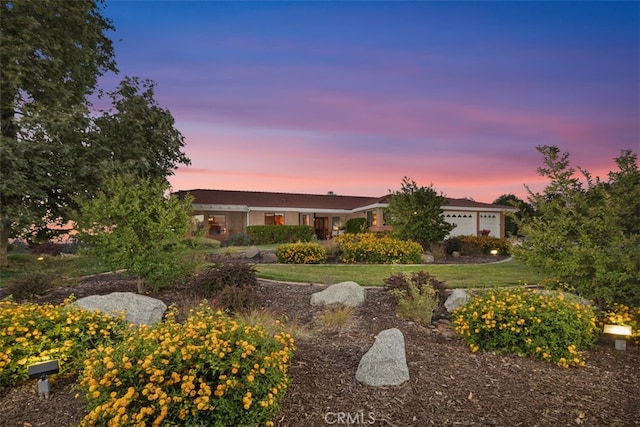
[0,2,191,267]
[74,176,194,292]
[515,146,640,306]
[0,0,116,267]
[384,177,454,249]
[90,76,190,183]
[492,194,535,237]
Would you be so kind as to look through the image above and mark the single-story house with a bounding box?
[173,189,518,242]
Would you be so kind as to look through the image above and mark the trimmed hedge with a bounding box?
[344,218,368,234]
[246,225,315,245]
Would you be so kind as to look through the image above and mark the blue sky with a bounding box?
[100,0,639,202]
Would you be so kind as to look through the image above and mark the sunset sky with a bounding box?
[100,1,639,203]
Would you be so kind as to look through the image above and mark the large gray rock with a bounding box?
[422,253,435,264]
[244,246,260,259]
[75,292,167,326]
[444,289,471,312]
[356,328,409,386]
[261,251,277,263]
[310,281,365,307]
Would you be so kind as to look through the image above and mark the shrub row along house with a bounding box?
[173,189,517,242]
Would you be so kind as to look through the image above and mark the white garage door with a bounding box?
[444,212,476,236]
[479,213,500,237]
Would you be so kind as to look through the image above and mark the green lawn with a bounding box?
[256,258,550,288]
[1,248,550,291]
[0,253,114,286]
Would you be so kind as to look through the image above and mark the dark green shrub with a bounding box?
[60,240,81,254]
[198,261,258,312]
[7,240,30,254]
[223,232,251,247]
[199,261,257,292]
[246,225,314,245]
[444,236,463,254]
[345,218,368,234]
[445,235,510,255]
[453,288,598,367]
[5,272,59,301]
[31,242,64,256]
[185,236,222,249]
[275,242,326,264]
[459,235,510,255]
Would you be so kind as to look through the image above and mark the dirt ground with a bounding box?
[1,263,639,427]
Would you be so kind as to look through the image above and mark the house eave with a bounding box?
[192,203,249,212]
[352,203,387,213]
[248,206,354,214]
[444,206,518,213]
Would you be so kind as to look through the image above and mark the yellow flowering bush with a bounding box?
[335,233,423,264]
[78,303,295,426]
[0,299,128,388]
[453,288,599,368]
[276,242,326,264]
[601,303,640,344]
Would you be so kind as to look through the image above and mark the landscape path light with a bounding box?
[603,324,633,350]
[27,359,60,399]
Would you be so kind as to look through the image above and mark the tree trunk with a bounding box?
[0,223,9,268]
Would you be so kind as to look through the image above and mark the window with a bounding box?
[367,211,377,227]
[332,216,340,231]
[208,214,226,235]
[301,214,311,226]
[265,213,285,226]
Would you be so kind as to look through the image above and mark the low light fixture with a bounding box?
[28,359,60,399]
[490,249,498,255]
[603,324,633,350]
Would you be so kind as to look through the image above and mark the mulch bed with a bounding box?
[1,262,639,427]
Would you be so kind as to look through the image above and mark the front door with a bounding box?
[314,217,329,240]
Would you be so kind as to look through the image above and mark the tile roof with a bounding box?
[174,189,380,210]
[174,189,516,211]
